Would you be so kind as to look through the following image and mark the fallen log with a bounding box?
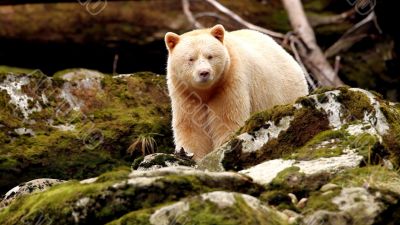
[0,1,189,45]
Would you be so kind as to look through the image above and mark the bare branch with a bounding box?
[203,0,285,39]
[334,55,341,75]
[182,0,203,29]
[194,12,228,23]
[289,36,317,90]
[325,12,375,58]
[309,9,355,27]
[281,0,344,87]
[185,0,344,88]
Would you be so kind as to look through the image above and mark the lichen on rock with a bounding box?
[131,153,196,171]
[1,83,400,224]
[0,69,173,194]
[199,87,400,173]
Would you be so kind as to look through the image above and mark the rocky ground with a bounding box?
[1,70,400,225]
[0,69,173,194]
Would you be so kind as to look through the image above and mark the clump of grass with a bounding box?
[127,133,160,156]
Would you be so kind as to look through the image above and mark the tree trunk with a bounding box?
[281,0,344,87]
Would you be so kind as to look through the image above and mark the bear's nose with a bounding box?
[199,71,210,78]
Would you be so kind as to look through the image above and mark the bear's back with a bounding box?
[227,29,293,64]
[225,29,308,112]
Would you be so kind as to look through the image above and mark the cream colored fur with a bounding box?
[165,25,308,160]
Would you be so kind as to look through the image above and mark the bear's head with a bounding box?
[165,24,230,90]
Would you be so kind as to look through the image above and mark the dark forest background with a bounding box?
[0,0,399,100]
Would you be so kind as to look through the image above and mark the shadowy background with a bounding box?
[0,0,399,100]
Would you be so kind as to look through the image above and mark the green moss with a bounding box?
[181,200,240,225]
[380,105,400,165]
[337,88,375,120]
[287,129,345,160]
[0,180,110,224]
[108,193,290,225]
[293,147,343,161]
[370,90,384,99]
[52,68,105,81]
[347,133,381,162]
[270,166,302,185]
[303,188,341,213]
[96,166,131,183]
[316,93,329,104]
[0,156,18,170]
[0,71,174,193]
[223,106,330,170]
[311,87,337,95]
[0,66,36,74]
[331,166,400,191]
[106,208,153,225]
[240,105,296,134]
[0,90,24,129]
[260,190,296,211]
[0,168,265,224]
[131,156,145,170]
[287,125,382,161]
[260,108,330,159]
[268,167,331,195]
[131,154,195,170]
[178,195,289,225]
[295,96,317,108]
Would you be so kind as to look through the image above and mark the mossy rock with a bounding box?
[2,71,400,224]
[107,191,290,225]
[131,153,196,171]
[0,69,173,194]
[303,166,400,224]
[199,87,400,172]
[0,167,265,225]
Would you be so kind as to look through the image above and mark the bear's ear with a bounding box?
[210,24,225,43]
[165,32,180,52]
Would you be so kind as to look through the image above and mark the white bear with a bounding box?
[165,24,308,160]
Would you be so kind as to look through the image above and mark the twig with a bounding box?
[182,0,203,29]
[309,9,356,27]
[343,12,375,37]
[325,12,376,58]
[334,55,341,75]
[183,0,342,87]
[194,12,228,23]
[289,36,317,90]
[203,0,285,39]
[113,54,119,76]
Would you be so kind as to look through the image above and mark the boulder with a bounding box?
[0,69,173,193]
[1,87,400,224]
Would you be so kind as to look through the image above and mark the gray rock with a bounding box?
[148,191,289,225]
[1,178,65,208]
[131,153,195,171]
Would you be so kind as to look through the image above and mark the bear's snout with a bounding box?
[196,69,211,83]
[199,70,210,79]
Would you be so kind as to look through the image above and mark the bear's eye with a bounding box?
[207,55,213,60]
[189,58,194,62]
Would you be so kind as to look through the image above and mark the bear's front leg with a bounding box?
[172,103,214,160]
[208,90,251,149]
